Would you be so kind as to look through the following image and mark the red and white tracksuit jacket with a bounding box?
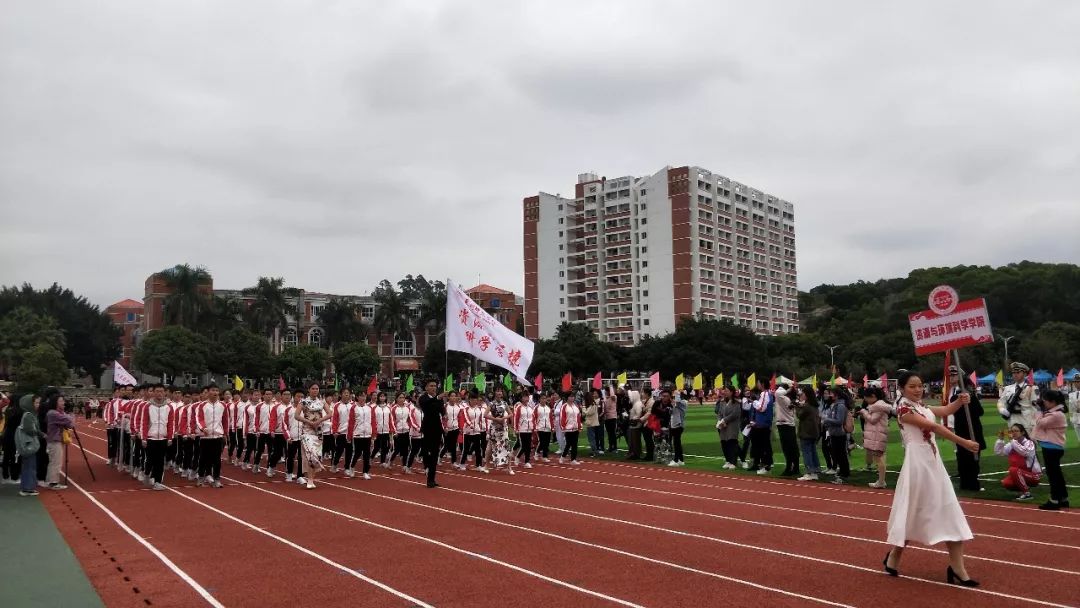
[372,404,393,435]
[559,404,582,432]
[269,402,290,436]
[513,403,539,433]
[535,404,555,432]
[346,403,376,441]
[195,401,228,439]
[103,397,123,428]
[255,402,273,434]
[285,406,304,442]
[331,402,352,435]
[391,404,412,435]
[460,405,487,435]
[174,403,193,437]
[118,399,134,432]
[443,402,463,431]
[242,402,259,435]
[140,402,176,441]
[228,400,247,433]
[129,401,146,437]
[408,406,423,439]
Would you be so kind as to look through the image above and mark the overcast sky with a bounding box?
[2,1,1078,309]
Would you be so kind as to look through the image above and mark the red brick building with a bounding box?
[105,299,144,370]
[466,284,524,333]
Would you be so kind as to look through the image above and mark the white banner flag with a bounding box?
[113,361,137,386]
[445,279,534,383]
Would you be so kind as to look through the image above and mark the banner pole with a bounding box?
[951,348,979,462]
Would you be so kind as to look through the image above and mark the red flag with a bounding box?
[561,372,572,392]
[278,375,286,391]
[366,376,378,395]
[591,372,602,390]
[968,370,978,387]
[533,373,543,391]
[768,373,777,391]
[1027,369,1035,386]
[1057,368,1065,387]
[862,374,868,388]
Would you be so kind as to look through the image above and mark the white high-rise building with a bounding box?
[523,165,798,345]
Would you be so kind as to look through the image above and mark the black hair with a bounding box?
[148,383,164,390]
[863,386,885,401]
[309,382,321,389]
[1041,389,1068,412]
[896,371,921,393]
[799,386,819,407]
[469,388,480,399]
[1009,423,1032,441]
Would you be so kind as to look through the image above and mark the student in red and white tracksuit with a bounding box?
[241,392,264,469]
[228,392,248,465]
[534,394,556,462]
[195,388,228,486]
[458,392,488,471]
[252,395,274,473]
[559,396,583,465]
[103,388,123,465]
[284,390,307,484]
[346,394,376,478]
[331,390,355,473]
[406,403,423,471]
[139,385,175,489]
[390,393,413,471]
[372,393,393,468]
[513,395,539,468]
[441,391,464,464]
[266,395,290,477]
[130,397,149,481]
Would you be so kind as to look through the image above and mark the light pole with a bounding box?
[825,344,840,373]
[997,334,1014,367]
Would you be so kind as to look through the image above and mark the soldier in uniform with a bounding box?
[997,362,1039,432]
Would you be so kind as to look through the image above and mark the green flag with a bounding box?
[443,374,453,393]
[405,374,414,393]
[829,374,836,388]
[502,373,512,392]
[731,373,740,390]
[474,373,485,392]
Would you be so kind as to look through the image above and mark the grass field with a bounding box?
[590,404,1079,503]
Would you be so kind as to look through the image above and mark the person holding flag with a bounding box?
[947,365,985,492]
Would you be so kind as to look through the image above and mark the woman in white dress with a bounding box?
[884,371,981,586]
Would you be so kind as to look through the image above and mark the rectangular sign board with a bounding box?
[909,298,994,356]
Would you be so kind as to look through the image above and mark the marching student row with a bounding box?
[100,382,595,491]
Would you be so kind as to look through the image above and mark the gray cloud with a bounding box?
[1,0,1078,310]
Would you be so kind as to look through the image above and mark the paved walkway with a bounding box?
[0,482,104,607]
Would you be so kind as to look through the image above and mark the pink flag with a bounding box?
[279,375,287,391]
[968,371,978,387]
[533,373,543,391]
[592,372,602,390]
[649,372,660,390]
[1057,368,1065,387]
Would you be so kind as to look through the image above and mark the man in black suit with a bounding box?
[949,365,985,491]
[418,380,447,488]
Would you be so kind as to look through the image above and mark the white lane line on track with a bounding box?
[549,462,1080,531]
[524,468,1080,551]
[219,475,646,608]
[594,460,1080,516]
[417,473,1075,608]
[63,469,225,607]
[77,440,434,608]
[438,470,1080,576]
[312,478,855,608]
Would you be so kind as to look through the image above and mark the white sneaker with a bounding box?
[152,483,166,491]
[285,474,294,482]
[667,461,679,467]
[756,468,769,475]
[331,466,339,473]
[742,462,752,470]
[797,474,818,481]
[363,473,371,480]
[542,458,551,463]
[306,481,315,489]
[508,469,516,475]
[571,460,583,466]
[212,480,223,489]
[196,478,205,487]
[523,463,532,469]
[49,483,69,490]
[403,467,413,475]
[558,457,566,464]
[266,468,274,478]
[722,463,736,470]
[297,477,308,485]
[824,469,836,475]
[868,481,887,489]
[381,462,391,469]
[344,469,355,477]
[478,467,489,474]
[253,466,261,474]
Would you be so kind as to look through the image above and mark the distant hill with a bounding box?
[789,261,1080,378]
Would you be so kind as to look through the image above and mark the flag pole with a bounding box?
[951,348,979,462]
[444,277,450,389]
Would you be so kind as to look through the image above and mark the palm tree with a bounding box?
[242,277,300,346]
[160,264,212,330]
[201,295,243,340]
[417,285,447,333]
[319,298,367,350]
[371,281,413,375]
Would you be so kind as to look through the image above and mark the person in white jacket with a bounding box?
[195,385,227,488]
[346,392,375,479]
[558,394,583,465]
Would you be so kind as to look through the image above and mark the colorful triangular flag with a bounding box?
[713,373,724,389]
[675,373,685,389]
[692,373,703,390]
[731,373,740,390]
[561,372,573,392]
[534,373,543,391]
[617,371,628,386]
[405,374,414,393]
[443,374,454,393]
[649,372,660,390]
[474,373,485,392]
[233,375,244,391]
[747,373,757,389]
[995,369,1004,386]
[592,372,602,390]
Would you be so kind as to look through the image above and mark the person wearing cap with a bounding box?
[948,365,985,492]
[997,362,1039,432]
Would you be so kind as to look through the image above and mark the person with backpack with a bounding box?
[15,395,45,496]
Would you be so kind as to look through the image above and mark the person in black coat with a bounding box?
[948,366,986,491]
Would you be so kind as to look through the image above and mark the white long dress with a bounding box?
[886,398,974,547]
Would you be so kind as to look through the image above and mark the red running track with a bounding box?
[38,422,1080,608]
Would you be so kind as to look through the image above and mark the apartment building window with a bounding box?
[361,305,375,320]
[640,246,647,254]
[560,311,566,318]
[558,271,564,277]
[558,204,563,211]
[559,284,564,291]
[558,218,563,224]
[310,304,324,320]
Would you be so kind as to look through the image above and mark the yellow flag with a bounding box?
[233,375,244,391]
[714,373,724,389]
[746,372,757,389]
[675,373,685,389]
[811,374,818,390]
[995,369,1004,386]
[617,372,628,386]
[692,373,703,390]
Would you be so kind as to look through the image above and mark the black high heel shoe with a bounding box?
[883,552,898,577]
[946,566,979,587]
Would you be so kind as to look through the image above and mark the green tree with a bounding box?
[0,307,66,372]
[210,327,274,379]
[13,344,69,393]
[333,342,381,386]
[243,277,300,337]
[526,344,569,379]
[160,264,213,331]
[636,317,766,380]
[422,333,470,377]
[201,294,243,340]
[134,326,210,378]
[530,322,616,376]
[372,280,413,370]
[318,298,367,350]
[0,283,120,377]
[276,344,327,384]
[417,287,447,333]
